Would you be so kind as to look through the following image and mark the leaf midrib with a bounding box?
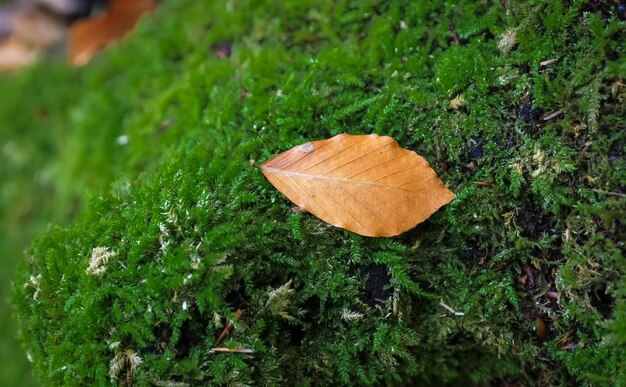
[261,166,422,193]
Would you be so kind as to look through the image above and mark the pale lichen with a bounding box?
[109,349,143,381]
[86,247,117,277]
[497,28,517,53]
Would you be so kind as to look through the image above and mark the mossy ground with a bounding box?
[2,0,625,385]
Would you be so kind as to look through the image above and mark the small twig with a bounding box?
[474,181,494,188]
[214,309,243,347]
[590,189,626,198]
[540,58,558,67]
[210,347,254,354]
[451,26,460,45]
[439,300,465,316]
[543,109,563,121]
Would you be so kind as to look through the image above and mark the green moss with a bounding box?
[4,0,626,385]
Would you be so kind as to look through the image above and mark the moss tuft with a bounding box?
[5,0,625,385]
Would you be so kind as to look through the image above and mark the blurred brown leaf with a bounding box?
[68,0,156,65]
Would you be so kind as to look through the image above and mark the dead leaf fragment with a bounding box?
[535,317,547,344]
[68,0,156,65]
[260,134,455,237]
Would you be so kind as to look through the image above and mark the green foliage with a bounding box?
[3,0,625,385]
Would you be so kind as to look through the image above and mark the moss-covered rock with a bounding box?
[9,0,626,385]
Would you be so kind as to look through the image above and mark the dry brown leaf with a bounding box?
[261,134,455,237]
[68,0,156,65]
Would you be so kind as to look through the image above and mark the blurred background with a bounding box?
[0,0,157,384]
